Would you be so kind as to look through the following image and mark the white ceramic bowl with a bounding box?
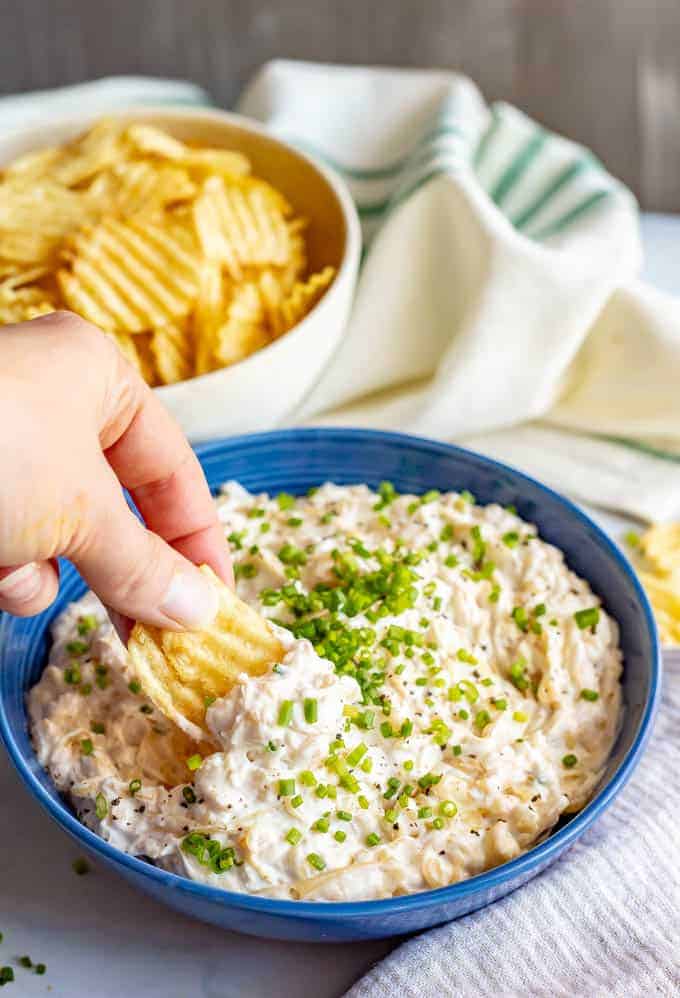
[0,106,361,441]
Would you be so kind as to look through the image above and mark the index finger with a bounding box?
[102,363,233,587]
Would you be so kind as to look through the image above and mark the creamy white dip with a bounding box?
[29,482,623,901]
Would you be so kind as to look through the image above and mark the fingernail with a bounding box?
[160,569,219,629]
[0,563,42,604]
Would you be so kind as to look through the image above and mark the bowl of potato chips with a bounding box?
[0,107,360,439]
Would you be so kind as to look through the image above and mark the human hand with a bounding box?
[0,312,232,635]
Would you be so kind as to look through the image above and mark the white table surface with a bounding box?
[1,212,677,998]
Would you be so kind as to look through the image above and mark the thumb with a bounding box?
[70,460,219,631]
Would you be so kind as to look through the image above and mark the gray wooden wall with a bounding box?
[1,0,679,210]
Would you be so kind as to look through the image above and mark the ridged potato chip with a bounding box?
[193,176,292,277]
[152,322,194,385]
[58,216,200,332]
[214,282,269,367]
[0,118,335,384]
[127,566,285,737]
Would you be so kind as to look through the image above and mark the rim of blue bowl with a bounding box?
[0,427,662,922]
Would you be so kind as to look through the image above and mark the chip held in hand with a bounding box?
[127,565,286,739]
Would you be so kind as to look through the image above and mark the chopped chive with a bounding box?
[299,770,317,787]
[186,753,203,771]
[511,606,529,632]
[574,607,600,631]
[66,640,88,656]
[95,793,108,819]
[358,795,369,810]
[417,772,442,790]
[502,531,520,548]
[0,967,14,984]
[19,955,32,968]
[580,688,600,702]
[512,711,528,723]
[80,738,93,756]
[77,614,98,635]
[418,806,433,820]
[291,794,304,808]
[307,853,326,871]
[562,754,578,768]
[430,817,445,830]
[334,830,347,843]
[286,828,302,845]
[278,778,296,796]
[439,800,457,817]
[492,698,508,711]
[452,744,462,756]
[277,700,294,726]
[365,833,381,847]
[303,698,318,724]
[337,810,352,822]
[346,742,368,766]
[474,710,491,731]
[128,679,141,694]
[312,816,330,833]
[129,778,142,795]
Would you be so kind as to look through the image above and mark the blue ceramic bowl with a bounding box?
[0,429,661,942]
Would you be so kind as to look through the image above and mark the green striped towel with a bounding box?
[2,67,680,521]
[239,62,680,522]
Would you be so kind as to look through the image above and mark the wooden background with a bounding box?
[1,0,679,210]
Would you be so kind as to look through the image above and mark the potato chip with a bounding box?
[127,565,285,737]
[126,124,250,177]
[152,322,194,385]
[0,271,55,323]
[193,263,225,375]
[275,266,335,335]
[58,216,200,332]
[49,118,127,188]
[193,176,291,277]
[214,282,269,367]
[639,523,680,576]
[87,162,196,219]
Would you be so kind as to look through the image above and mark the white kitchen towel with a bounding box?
[3,67,680,520]
[237,62,680,523]
[345,653,680,998]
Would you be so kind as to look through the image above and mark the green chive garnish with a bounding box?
[562,754,578,768]
[574,607,600,631]
[303,698,318,724]
[580,688,599,702]
[278,778,296,796]
[277,700,294,726]
[307,853,326,871]
[95,793,108,819]
[286,828,302,845]
[129,779,142,795]
[186,754,203,771]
